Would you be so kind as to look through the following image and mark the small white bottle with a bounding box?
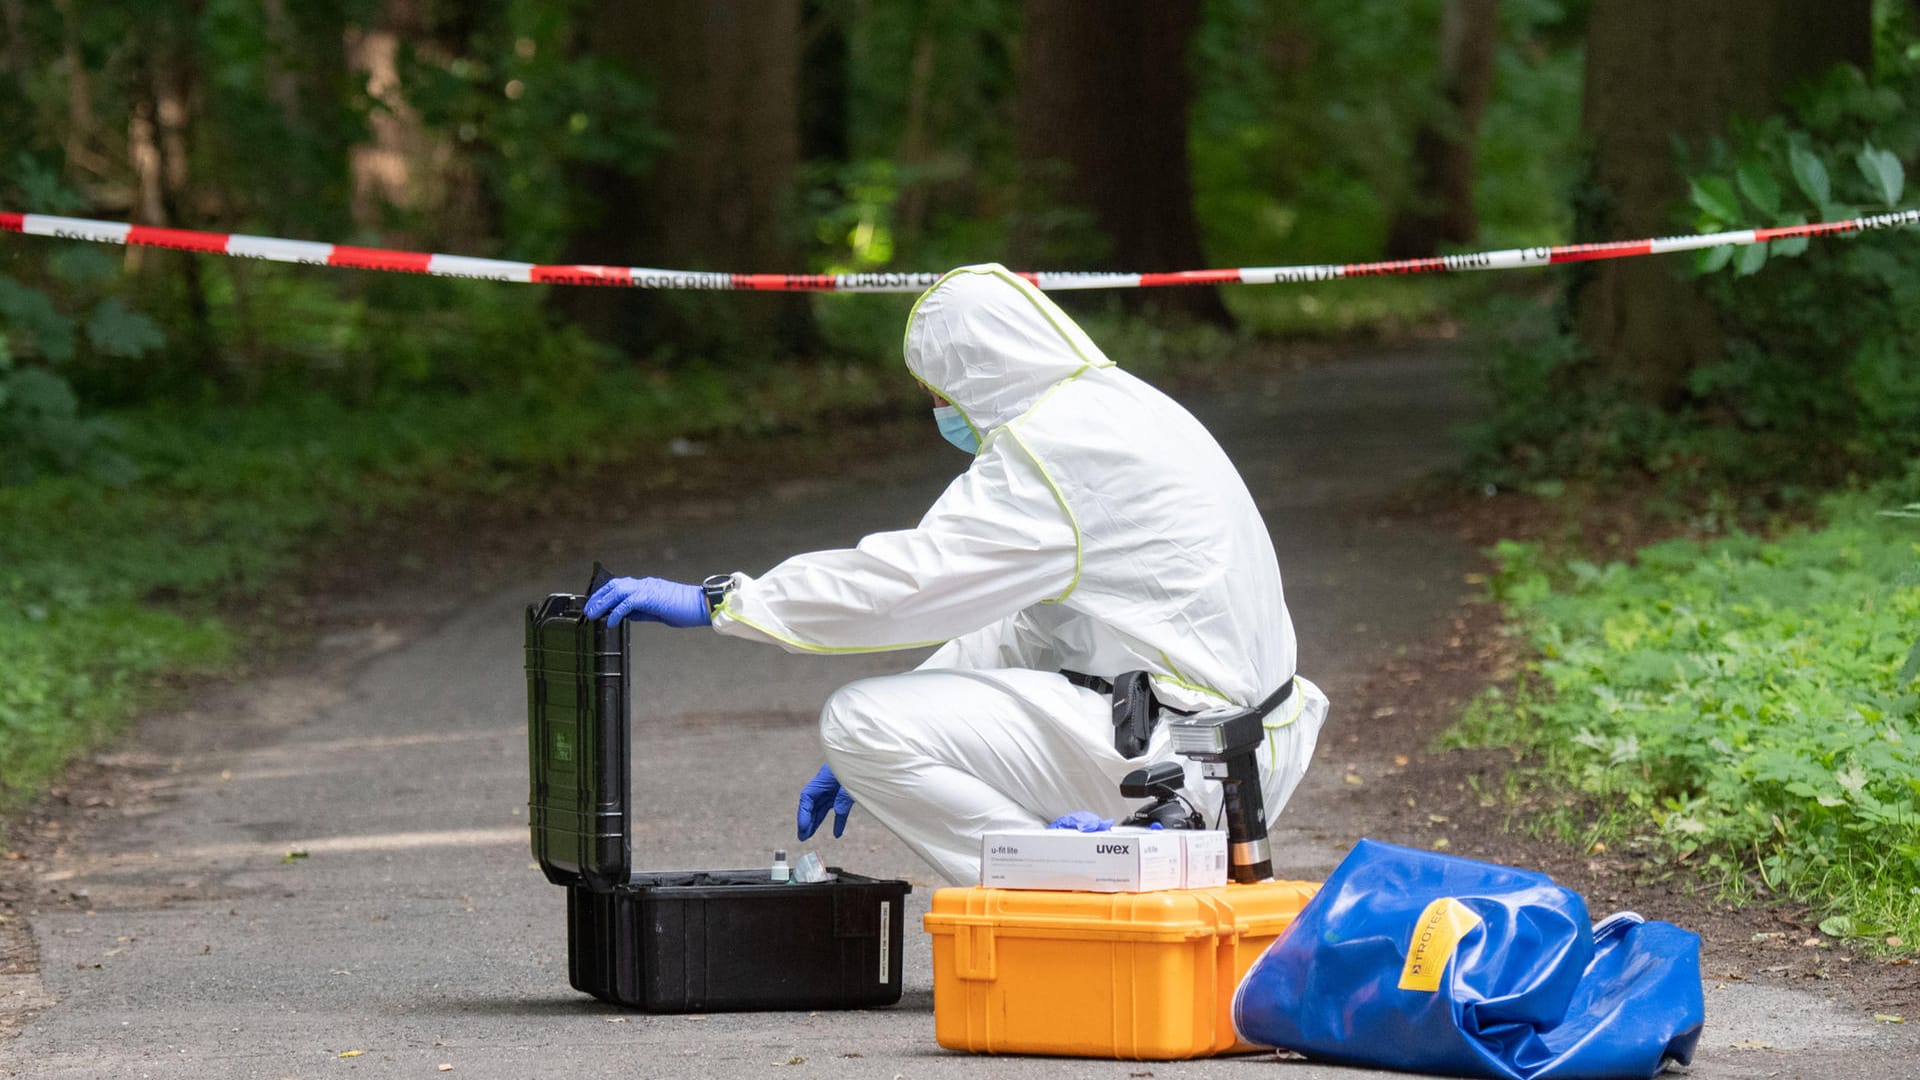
[770,849,790,883]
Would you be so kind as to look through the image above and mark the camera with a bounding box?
[1117,760,1205,831]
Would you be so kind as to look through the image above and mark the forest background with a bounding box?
[1,1,1917,943]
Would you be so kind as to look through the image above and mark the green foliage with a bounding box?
[1,0,1594,399]
[1463,295,1694,490]
[1,1,668,404]
[394,0,665,257]
[1473,33,1920,491]
[1458,490,1920,943]
[0,271,160,484]
[1076,306,1243,384]
[1193,1,1432,270]
[1473,0,1589,249]
[84,298,168,359]
[1192,0,1585,335]
[1676,57,1920,474]
[833,0,1020,255]
[805,160,906,273]
[0,365,127,487]
[1856,143,1907,208]
[1685,125,1908,277]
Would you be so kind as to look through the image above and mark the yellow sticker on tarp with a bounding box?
[1398,897,1482,992]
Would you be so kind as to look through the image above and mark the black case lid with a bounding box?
[526,563,632,890]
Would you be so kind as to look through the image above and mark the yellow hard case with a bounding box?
[923,880,1320,1060]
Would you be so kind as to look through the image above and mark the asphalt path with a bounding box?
[6,350,1915,1079]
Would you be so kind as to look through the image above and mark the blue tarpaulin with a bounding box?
[1233,839,1704,1079]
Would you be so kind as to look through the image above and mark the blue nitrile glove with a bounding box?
[796,764,856,841]
[584,576,709,628]
[1047,811,1113,832]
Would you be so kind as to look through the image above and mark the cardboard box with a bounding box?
[981,829,1183,892]
[1114,828,1229,889]
[1180,831,1229,889]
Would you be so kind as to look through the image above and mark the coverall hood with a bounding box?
[903,264,1113,436]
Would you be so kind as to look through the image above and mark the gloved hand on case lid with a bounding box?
[797,764,856,840]
[1047,811,1114,832]
[584,576,709,628]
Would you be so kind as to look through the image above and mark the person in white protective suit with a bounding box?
[584,264,1328,886]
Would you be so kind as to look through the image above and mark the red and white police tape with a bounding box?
[3,207,1916,293]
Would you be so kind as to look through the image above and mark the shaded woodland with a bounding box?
[0,1,1915,481]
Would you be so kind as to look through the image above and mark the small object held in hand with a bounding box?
[794,851,830,883]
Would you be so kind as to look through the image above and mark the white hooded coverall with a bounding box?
[711,264,1328,885]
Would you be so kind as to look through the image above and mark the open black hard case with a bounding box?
[526,572,910,1012]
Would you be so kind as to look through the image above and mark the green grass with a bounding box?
[1452,488,1920,947]
[0,357,910,812]
[1222,275,1483,339]
[0,604,229,795]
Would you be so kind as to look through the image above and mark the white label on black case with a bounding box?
[878,901,891,983]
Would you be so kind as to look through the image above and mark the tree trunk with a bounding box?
[1386,0,1499,258]
[800,0,849,164]
[259,0,356,234]
[557,0,812,359]
[345,12,422,233]
[895,22,940,238]
[261,0,305,123]
[0,0,32,161]
[54,0,113,183]
[130,20,219,376]
[1575,0,1871,404]
[1,0,28,77]
[1014,0,1231,326]
[346,0,495,250]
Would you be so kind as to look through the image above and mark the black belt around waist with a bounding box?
[1061,669,1295,759]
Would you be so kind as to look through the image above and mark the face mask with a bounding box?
[933,405,979,454]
